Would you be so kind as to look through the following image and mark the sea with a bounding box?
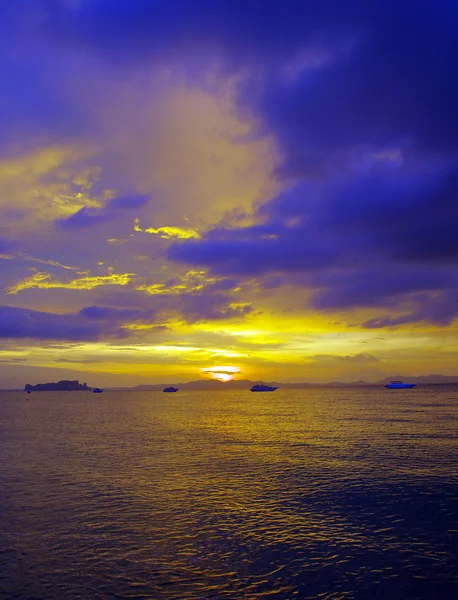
[1,387,458,599]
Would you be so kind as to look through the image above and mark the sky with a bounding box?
[1,0,458,388]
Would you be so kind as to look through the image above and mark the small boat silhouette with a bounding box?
[384,381,416,389]
[250,384,278,392]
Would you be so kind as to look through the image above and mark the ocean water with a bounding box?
[1,387,458,599]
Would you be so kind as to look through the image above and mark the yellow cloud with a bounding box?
[25,256,78,271]
[134,219,200,239]
[121,324,162,331]
[6,271,135,294]
[82,69,279,225]
[137,269,215,295]
[0,145,103,228]
[0,146,80,180]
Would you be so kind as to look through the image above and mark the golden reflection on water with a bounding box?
[1,387,458,599]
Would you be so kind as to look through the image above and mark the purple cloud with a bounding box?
[0,238,12,253]
[180,293,252,324]
[168,231,337,276]
[40,1,458,162]
[56,207,115,229]
[79,305,157,322]
[363,292,458,329]
[107,194,150,210]
[203,278,240,293]
[168,166,458,325]
[56,193,151,230]
[3,0,458,333]
[0,306,127,341]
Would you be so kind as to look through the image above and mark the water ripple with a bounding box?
[1,388,458,598]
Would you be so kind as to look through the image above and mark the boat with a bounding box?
[163,387,178,393]
[384,381,417,389]
[92,388,103,393]
[250,383,278,392]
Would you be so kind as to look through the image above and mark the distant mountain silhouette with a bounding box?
[376,374,458,385]
[24,380,90,392]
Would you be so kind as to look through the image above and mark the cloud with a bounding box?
[169,168,458,326]
[134,219,199,240]
[6,271,135,295]
[0,306,126,341]
[57,206,115,229]
[168,233,336,276]
[306,352,385,382]
[180,293,252,324]
[362,292,458,329]
[310,353,380,365]
[170,168,458,272]
[1,0,458,374]
[0,301,167,342]
[57,195,152,229]
[79,305,157,323]
[42,1,458,159]
[136,269,241,297]
[93,281,252,325]
[0,145,100,231]
[45,0,458,334]
[107,194,150,211]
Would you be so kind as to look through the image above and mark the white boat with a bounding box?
[250,384,278,392]
[163,387,178,393]
[92,388,103,393]
[384,381,416,389]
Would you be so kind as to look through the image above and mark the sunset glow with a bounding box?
[202,366,241,382]
[3,4,458,599]
[0,1,457,389]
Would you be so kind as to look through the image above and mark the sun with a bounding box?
[212,372,233,382]
[201,366,240,382]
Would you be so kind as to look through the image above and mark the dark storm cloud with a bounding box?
[259,6,458,175]
[4,1,458,168]
[169,169,458,273]
[44,0,358,62]
[6,1,458,175]
[43,1,458,158]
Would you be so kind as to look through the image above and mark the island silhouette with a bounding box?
[25,380,90,392]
